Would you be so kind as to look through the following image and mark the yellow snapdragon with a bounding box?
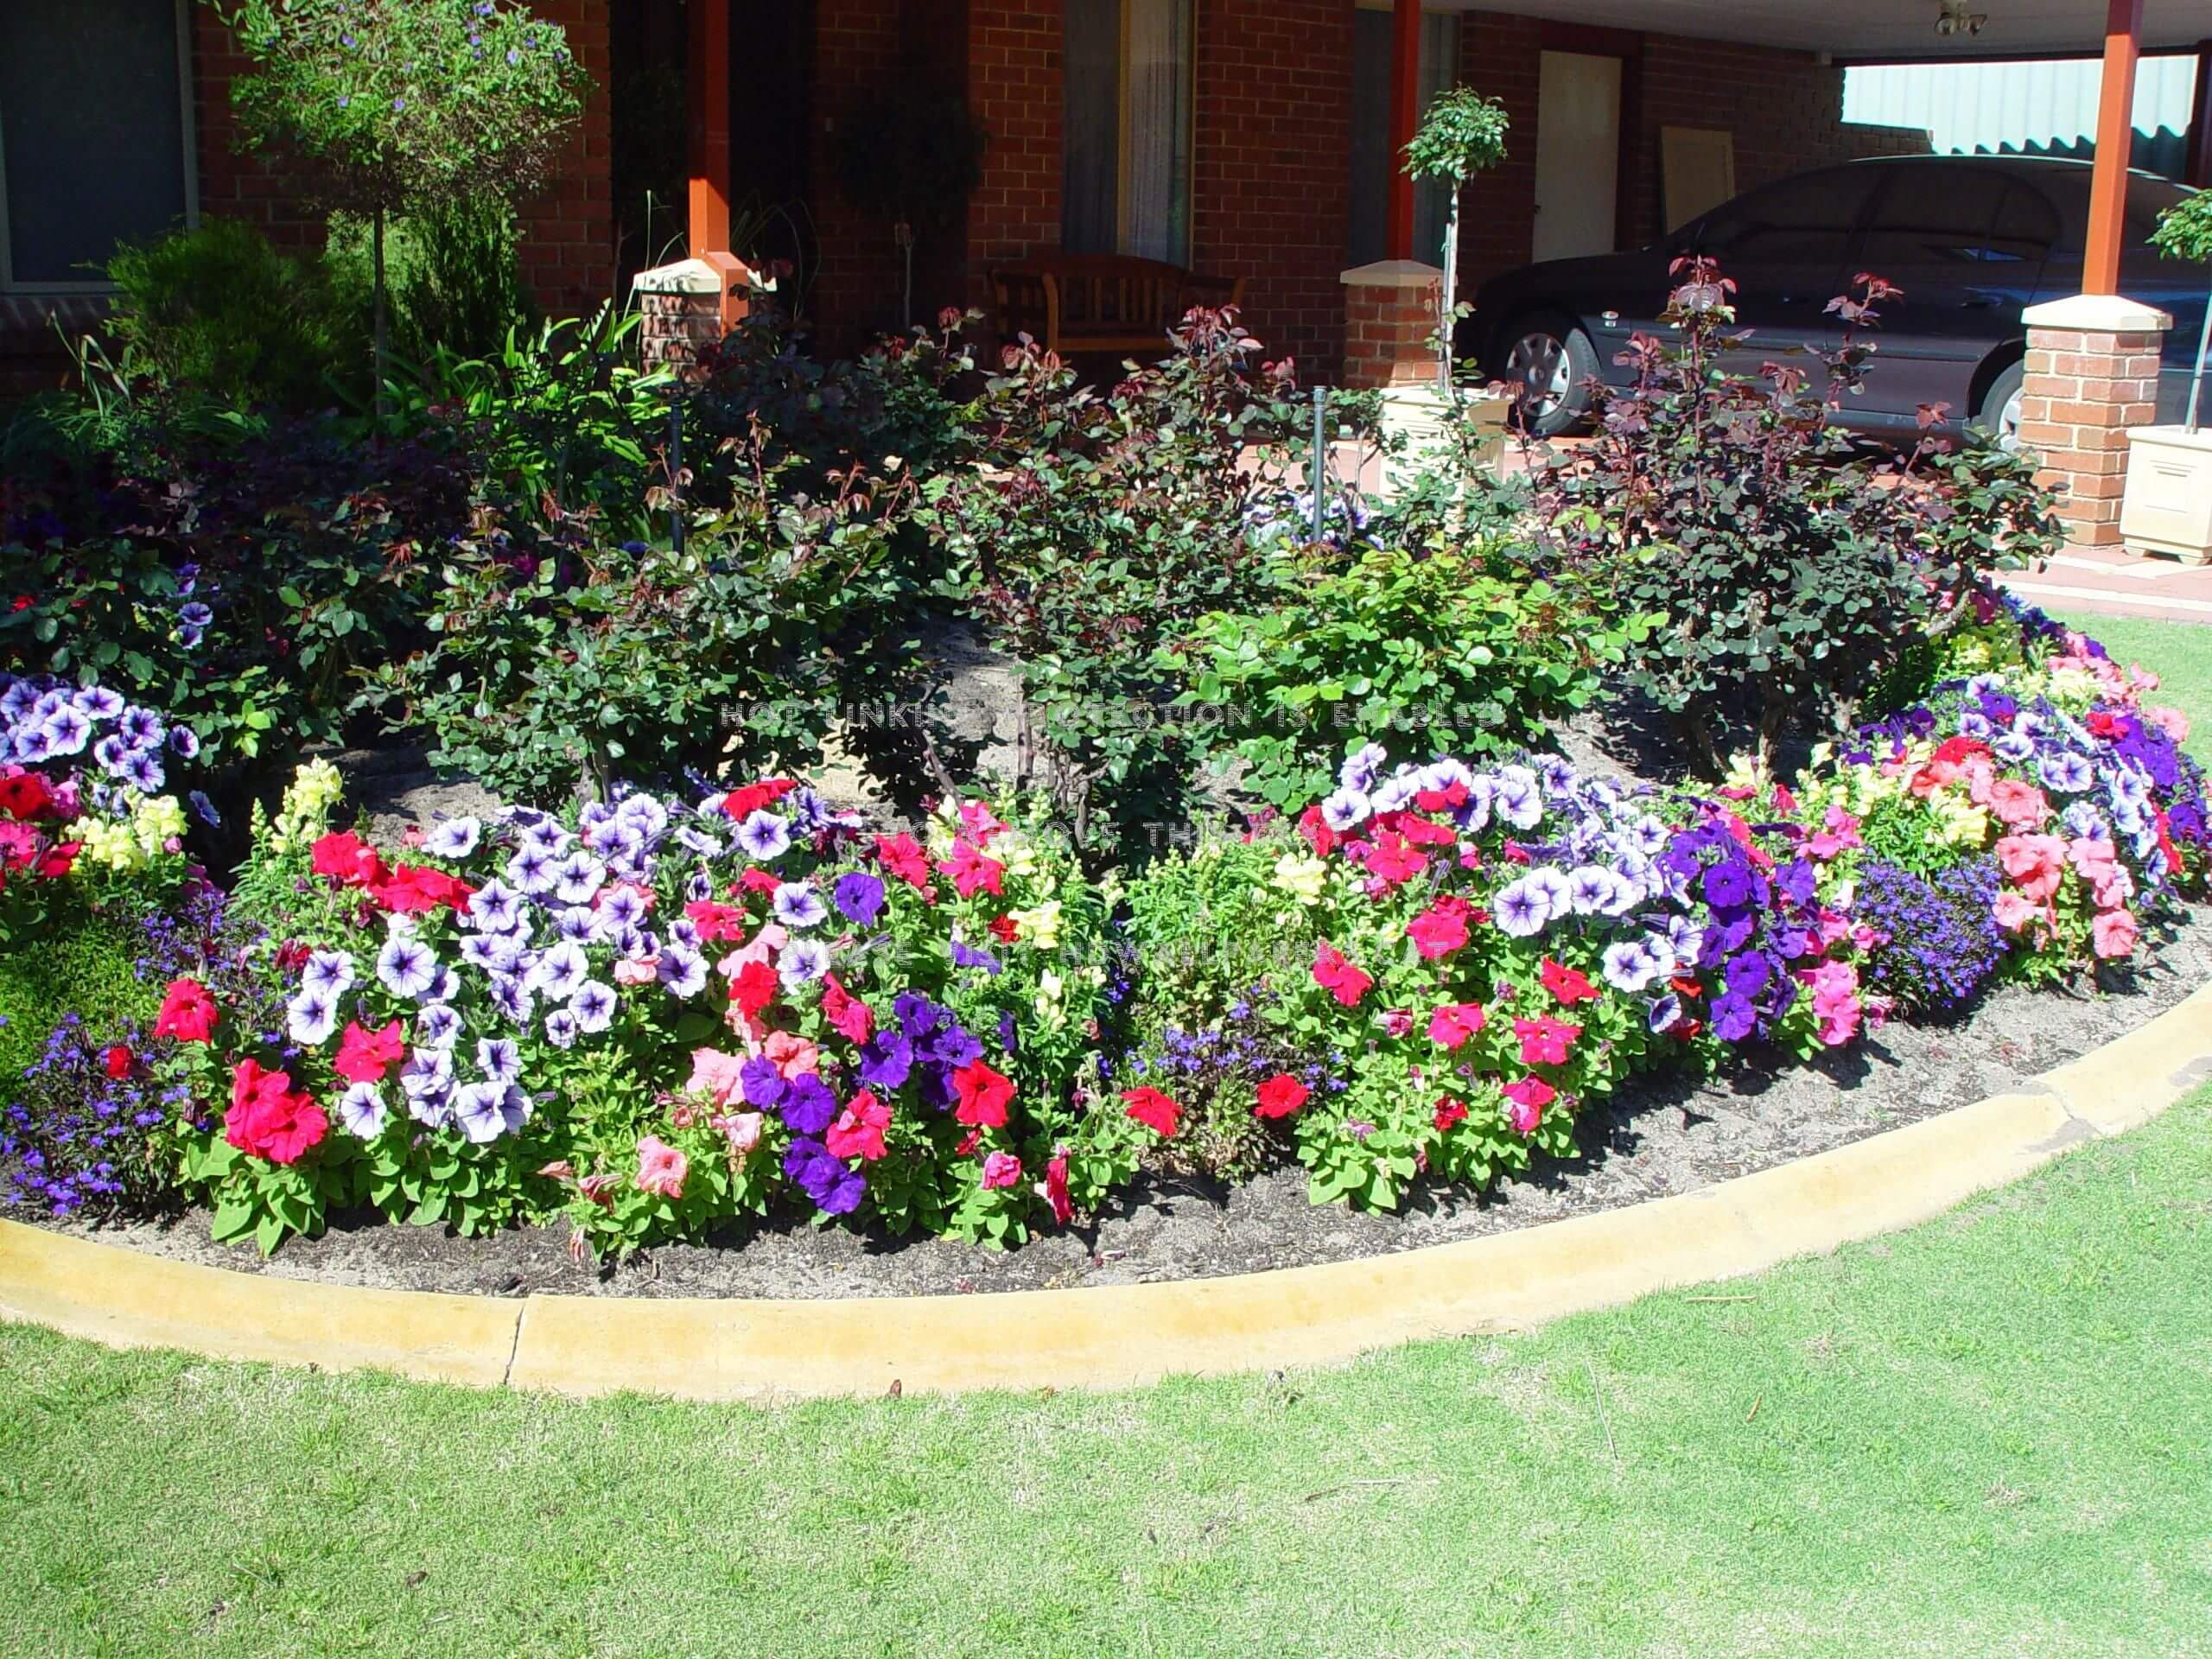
[1007,900,1062,950]
[270,759,345,852]
[76,815,143,872]
[1272,852,1328,905]
[131,794,186,859]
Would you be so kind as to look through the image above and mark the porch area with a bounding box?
[642,0,2212,549]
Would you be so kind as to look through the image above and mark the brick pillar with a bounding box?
[1340,259,1443,389]
[630,255,754,374]
[2019,294,2174,548]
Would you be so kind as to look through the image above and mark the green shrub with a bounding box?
[920,309,1304,861]
[1172,541,1635,812]
[327,197,539,365]
[99,220,360,410]
[1526,263,2059,779]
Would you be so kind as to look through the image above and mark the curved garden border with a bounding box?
[5,980,2209,1402]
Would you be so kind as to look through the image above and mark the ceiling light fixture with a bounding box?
[1936,1,1990,36]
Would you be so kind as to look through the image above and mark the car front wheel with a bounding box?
[1500,315,1599,437]
[1972,359,2026,451]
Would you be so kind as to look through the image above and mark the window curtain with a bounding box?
[1119,0,1192,264]
[1062,0,1121,254]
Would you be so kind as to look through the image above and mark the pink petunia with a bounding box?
[2092,908,2139,959]
[1511,1014,1580,1068]
[1427,1002,1486,1050]
[635,1136,688,1200]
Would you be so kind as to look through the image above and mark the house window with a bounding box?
[1348,6,1460,267]
[0,0,195,291]
[1063,0,1193,265]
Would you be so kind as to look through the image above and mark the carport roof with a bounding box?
[1447,0,2212,58]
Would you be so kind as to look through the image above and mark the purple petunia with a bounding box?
[833,870,887,926]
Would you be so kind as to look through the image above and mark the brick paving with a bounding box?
[2000,547,2212,625]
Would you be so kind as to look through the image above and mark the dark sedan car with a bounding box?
[1474,154,2209,441]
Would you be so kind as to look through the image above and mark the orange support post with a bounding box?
[683,0,747,330]
[1385,0,1421,261]
[2084,0,2144,296]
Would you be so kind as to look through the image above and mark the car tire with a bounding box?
[1972,359,2026,451]
[1498,314,1600,437]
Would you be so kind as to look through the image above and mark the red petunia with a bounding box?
[1539,957,1600,1007]
[1311,941,1372,1007]
[952,1060,1016,1128]
[104,1045,133,1080]
[1045,1152,1073,1225]
[874,832,931,889]
[1362,832,1428,887]
[1396,813,1459,849]
[310,830,388,890]
[1253,1073,1310,1121]
[1433,1096,1468,1132]
[1296,804,1340,859]
[35,842,80,879]
[1502,1075,1555,1134]
[988,912,1020,944]
[728,959,779,1016]
[939,839,1005,899]
[824,1089,892,1162]
[820,974,874,1046]
[1415,780,1469,813]
[225,1059,327,1166]
[372,862,474,915]
[154,976,219,1045]
[1122,1085,1182,1138]
[685,899,749,943]
[332,1020,405,1085]
[721,778,798,821]
[1512,1014,1581,1068]
[1427,1001,1486,1050]
[736,867,783,895]
[0,772,53,821]
[1407,895,1472,960]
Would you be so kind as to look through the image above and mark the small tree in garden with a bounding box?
[2149,191,2212,433]
[211,0,591,413]
[1401,87,1510,390]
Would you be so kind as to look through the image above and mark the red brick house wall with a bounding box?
[1191,0,1356,375]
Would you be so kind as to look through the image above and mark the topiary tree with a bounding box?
[1402,87,1509,390]
[2150,190,2212,434]
[210,0,591,412]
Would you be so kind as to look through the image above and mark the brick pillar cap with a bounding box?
[1339,259,1444,289]
[631,254,760,296]
[2022,292,2173,334]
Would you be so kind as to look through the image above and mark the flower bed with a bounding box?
[3,594,2203,1265]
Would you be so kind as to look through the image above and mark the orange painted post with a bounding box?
[2084,0,2144,296]
[687,0,732,262]
[1385,0,1421,261]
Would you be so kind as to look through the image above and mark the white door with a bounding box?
[1532,50,1623,264]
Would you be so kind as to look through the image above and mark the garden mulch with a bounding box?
[41,906,2211,1304]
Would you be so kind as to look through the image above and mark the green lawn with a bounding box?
[2052,607,2212,746]
[3,1090,2208,1658]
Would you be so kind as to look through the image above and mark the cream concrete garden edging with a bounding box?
[6,980,2211,1402]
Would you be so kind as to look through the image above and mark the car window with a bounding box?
[1988,180,2063,262]
[1856,165,2022,269]
[1695,167,1883,266]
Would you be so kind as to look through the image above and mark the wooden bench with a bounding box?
[989,253,1245,359]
